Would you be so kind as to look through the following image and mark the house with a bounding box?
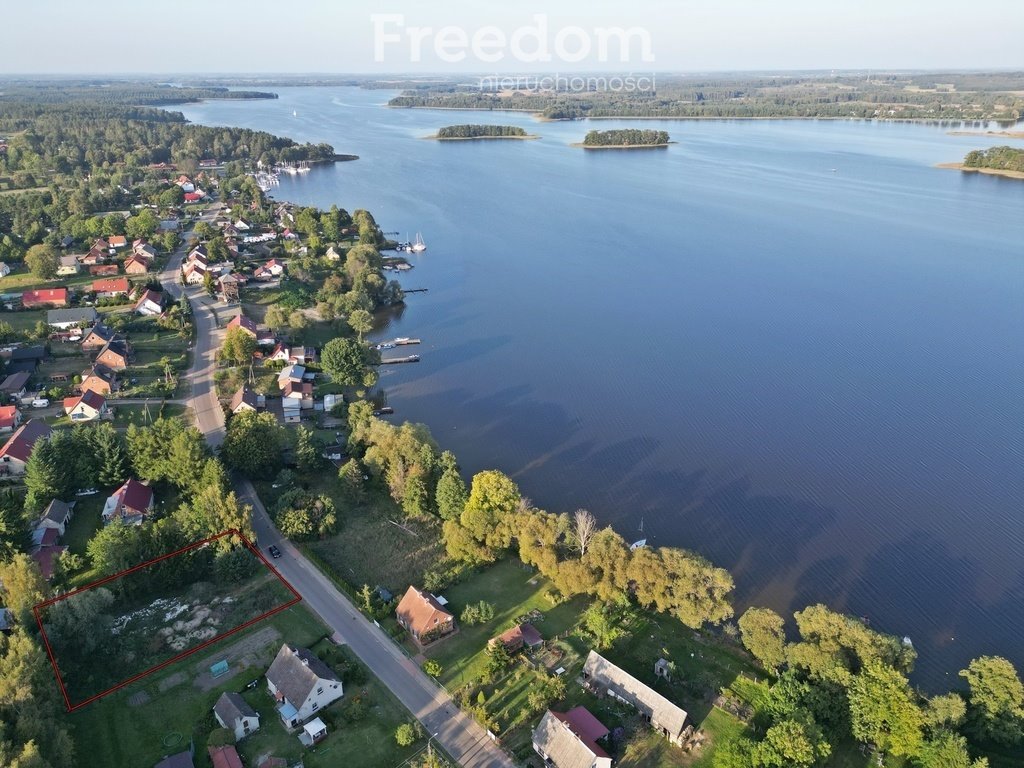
[0,262,10,277]
[227,313,259,338]
[254,259,285,279]
[57,254,82,276]
[0,607,13,633]
[79,248,107,266]
[0,371,31,399]
[207,746,242,768]
[532,707,612,768]
[0,405,22,432]
[102,478,154,524]
[89,264,120,276]
[277,364,305,388]
[265,644,344,728]
[282,380,314,409]
[91,237,111,253]
[199,158,219,168]
[108,235,128,249]
[229,385,263,414]
[159,219,180,232]
[234,219,250,231]
[95,339,131,370]
[299,717,328,747]
[80,364,119,395]
[63,390,108,421]
[7,345,45,370]
[81,323,118,352]
[91,277,130,298]
[213,691,260,741]
[38,499,73,536]
[490,622,544,653]
[47,307,97,330]
[183,192,204,204]
[135,289,164,316]
[396,586,456,645]
[175,176,195,193]
[154,752,195,768]
[182,260,207,285]
[281,228,298,241]
[268,344,317,366]
[0,419,51,475]
[217,273,240,302]
[324,246,342,262]
[133,241,158,259]
[124,254,152,274]
[31,541,67,581]
[22,288,68,308]
[582,650,689,746]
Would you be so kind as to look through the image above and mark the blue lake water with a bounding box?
[179,87,1024,689]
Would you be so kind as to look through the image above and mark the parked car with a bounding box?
[76,488,99,496]
[268,545,282,559]
[31,398,49,408]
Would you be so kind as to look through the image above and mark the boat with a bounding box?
[630,539,647,551]
[375,343,395,350]
[394,337,410,343]
[293,110,298,117]
[410,232,427,252]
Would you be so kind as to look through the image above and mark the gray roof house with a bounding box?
[532,707,612,768]
[213,691,260,741]
[38,499,74,536]
[582,650,689,746]
[0,607,13,633]
[47,307,98,329]
[265,644,343,728]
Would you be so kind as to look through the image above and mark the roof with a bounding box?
[266,644,341,709]
[83,363,118,384]
[41,499,72,525]
[135,289,163,310]
[92,277,130,293]
[0,371,31,392]
[9,345,45,361]
[67,389,106,412]
[214,691,258,725]
[108,235,127,247]
[283,380,312,398]
[228,314,258,335]
[278,364,304,382]
[229,385,259,412]
[495,622,544,649]
[396,586,454,637]
[207,745,243,768]
[582,651,687,737]
[98,339,130,362]
[22,288,68,304]
[0,419,51,463]
[83,323,117,345]
[116,479,153,513]
[31,544,66,581]
[533,708,610,767]
[59,254,80,268]
[0,608,13,632]
[47,307,98,325]
[154,752,195,768]
[0,405,17,428]
[124,253,152,268]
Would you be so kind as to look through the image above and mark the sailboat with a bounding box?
[630,517,646,550]
[410,232,427,253]
[292,110,298,117]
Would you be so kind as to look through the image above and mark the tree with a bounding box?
[959,656,1024,747]
[753,718,832,768]
[338,459,366,504]
[581,601,624,650]
[395,723,419,747]
[739,607,787,672]
[0,492,29,561]
[848,661,924,759]
[459,600,495,626]
[0,554,48,623]
[90,423,129,486]
[626,545,734,629]
[265,304,288,330]
[459,470,521,556]
[321,336,378,388]
[274,492,338,540]
[435,466,468,521]
[294,426,323,474]
[347,309,373,342]
[422,659,442,678]
[220,326,256,365]
[572,508,598,556]
[24,244,59,279]
[44,587,114,655]
[924,694,967,731]
[915,732,989,768]
[222,411,284,477]
[23,438,64,513]
[402,468,430,517]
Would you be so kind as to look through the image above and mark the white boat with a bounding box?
[410,232,427,252]
[293,110,298,117]
[630,539,647,551]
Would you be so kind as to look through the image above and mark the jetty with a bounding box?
[393,338,421,346]
[380,355,421,365]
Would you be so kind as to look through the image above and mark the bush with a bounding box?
[422,659,443,678]
[395,722,418,747]
[460,600,495,626]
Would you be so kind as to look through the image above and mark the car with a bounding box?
[268,545,282,559]
[31,398,49,408]
[76,487,99,496]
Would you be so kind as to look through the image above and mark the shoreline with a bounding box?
[935,162,1024,180]
[571,141,673,149]
[946,130,1024,139]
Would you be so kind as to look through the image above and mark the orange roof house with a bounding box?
[22,288,68,308]
[395,586,456,645]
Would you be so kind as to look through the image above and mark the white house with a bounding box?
[47,307,98,330]
[532,707,613,768]
[57,254,82,276]
[63,390,108,422]
[213,691,260,741]
[265,644,343,728]
[134,289,164,316]
[37,499,73,537]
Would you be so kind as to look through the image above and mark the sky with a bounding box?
[2,0,1021,74]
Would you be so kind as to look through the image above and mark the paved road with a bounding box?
[160,219,514,768]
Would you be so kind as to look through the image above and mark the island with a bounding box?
[938,145,1024,179]
[575,128,672,149]
[427,124,538,140]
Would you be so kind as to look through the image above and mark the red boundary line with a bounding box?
[32,528,301,712]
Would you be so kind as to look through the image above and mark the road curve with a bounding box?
[160,220,513,768]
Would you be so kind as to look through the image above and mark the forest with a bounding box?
[582,129,670,146]
[0,81,275,105]
[435,124,528,138]
[388,72,1024,121]
[962,146,1024,173]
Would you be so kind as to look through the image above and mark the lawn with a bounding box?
[62,494,107,556]
[68,604,329,768]
[111,403,190,428]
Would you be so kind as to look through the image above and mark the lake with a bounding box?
[178,87,1024,689]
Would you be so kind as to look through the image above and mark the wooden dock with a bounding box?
[379,355,420,365]
[394,338,421,346]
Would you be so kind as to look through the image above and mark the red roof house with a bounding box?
[0,419,52,475]
[102,478,154,524]
[91,277,130,297]
[396,586,456,645]
[22,288,68,308]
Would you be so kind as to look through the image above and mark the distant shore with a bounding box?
[935,162,1024,180]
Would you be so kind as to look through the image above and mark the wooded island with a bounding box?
[429,124,537,140]
[578,129,671,148]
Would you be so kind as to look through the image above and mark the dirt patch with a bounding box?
[158,672,186,693]
[127,691,150,707]
[192,625,282,692]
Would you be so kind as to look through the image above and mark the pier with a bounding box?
[379,355,421,364]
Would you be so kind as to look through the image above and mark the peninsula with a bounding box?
[938,145,1024,179]
[427,124,538,140]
